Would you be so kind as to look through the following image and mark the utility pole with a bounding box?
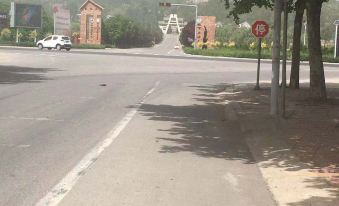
[281,0,288,117]
[271,0,282,116]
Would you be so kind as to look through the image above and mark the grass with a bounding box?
[184,47,339,63]
[72,44,106,49]
[0,41,35,47]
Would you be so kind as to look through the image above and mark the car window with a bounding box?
[62,37,70,40]
[53,36,58,40]
[44,36,52,41]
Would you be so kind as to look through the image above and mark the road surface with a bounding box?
[0,39,338,206]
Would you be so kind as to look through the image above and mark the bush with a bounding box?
[0,41,35,47]
[72,44,106,49]
[179,21,195,47]
[102,15,163,48]
[1,28,11,41]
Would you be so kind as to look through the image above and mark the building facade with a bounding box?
[196,16,216,44]
[79,0,103,45]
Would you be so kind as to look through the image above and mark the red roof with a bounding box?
[80,0,104,10]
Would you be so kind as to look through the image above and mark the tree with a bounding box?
[306,0,327,100]
[102,15,163,48]
[179,20,195,47]
[290,0,306,89]
[224,0,328,100]
[0,28,11,41]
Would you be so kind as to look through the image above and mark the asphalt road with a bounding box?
[0,39,338,206]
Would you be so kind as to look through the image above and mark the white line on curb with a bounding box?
[35,81,160,206]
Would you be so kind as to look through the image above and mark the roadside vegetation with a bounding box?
[0,1,163,49]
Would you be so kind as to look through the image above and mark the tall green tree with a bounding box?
[290,0,305,89]
[224,0,328,100]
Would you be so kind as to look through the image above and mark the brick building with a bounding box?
[79,0,103,45]
[196,16,216,44]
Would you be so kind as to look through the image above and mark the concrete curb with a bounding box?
[1,46,339,67]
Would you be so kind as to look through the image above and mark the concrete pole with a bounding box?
[271,0,282,116]
[281,0,288,117]
[16,28,19,43]
[194,5,198,49]
[303,22,307,46]
[335,25,338,58]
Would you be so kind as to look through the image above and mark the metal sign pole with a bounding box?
[255,37,262,90]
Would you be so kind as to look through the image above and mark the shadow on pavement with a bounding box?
[0,65,55,84]
[138,82,339,205]
[223,83,339,206]
[139,83,255,162]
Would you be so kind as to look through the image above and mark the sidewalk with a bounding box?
[224,83,339,206]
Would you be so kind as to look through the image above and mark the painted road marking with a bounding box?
[35,81,160,206]
[0,116,64,122]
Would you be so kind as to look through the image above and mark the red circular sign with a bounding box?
[252,20,269,38]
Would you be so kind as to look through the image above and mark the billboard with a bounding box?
[0,13,8,29]
[53,4,71,36]
[10,3,42,28]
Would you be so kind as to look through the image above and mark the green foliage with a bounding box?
[179,21,195,47]
[0,28,11,41]
[0,40,35,47]
[37,10,53,40]
[216,25,257,48]
[72,44,106,49]
[102,15,163,48]
[184,46,338,63]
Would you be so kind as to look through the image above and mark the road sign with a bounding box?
[252,20,269,38]
[159,2,171,7]
[251,20,269,90]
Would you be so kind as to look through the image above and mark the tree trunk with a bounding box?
[306,0,327,100]
[290,0,305,89]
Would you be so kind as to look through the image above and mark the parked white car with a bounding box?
[37,35,72,51]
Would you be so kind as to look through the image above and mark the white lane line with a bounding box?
[0,116,64,122]
[0,144,31,148]
[35,81,160,206]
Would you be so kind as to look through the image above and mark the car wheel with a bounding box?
[66,48,71,51]
[38,44,43,50]
[56,44,61,51]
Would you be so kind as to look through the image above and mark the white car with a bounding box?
[37,35,72,51]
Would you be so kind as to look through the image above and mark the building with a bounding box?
[79,0,104,45]
[196,16,216,44]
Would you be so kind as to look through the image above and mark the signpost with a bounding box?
[252,20,269,90]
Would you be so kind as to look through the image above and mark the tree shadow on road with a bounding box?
[138,82,339,206]
[0,65,56,84]
[139,83,255,163]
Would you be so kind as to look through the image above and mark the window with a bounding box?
[53,36,58,40]
[62,37,70,40]
[44,36,52,41]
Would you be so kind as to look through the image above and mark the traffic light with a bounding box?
[159,2,171,7]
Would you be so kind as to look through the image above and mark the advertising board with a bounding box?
[10,3,42,28]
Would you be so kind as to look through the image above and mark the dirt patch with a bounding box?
[225,83,339,186]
